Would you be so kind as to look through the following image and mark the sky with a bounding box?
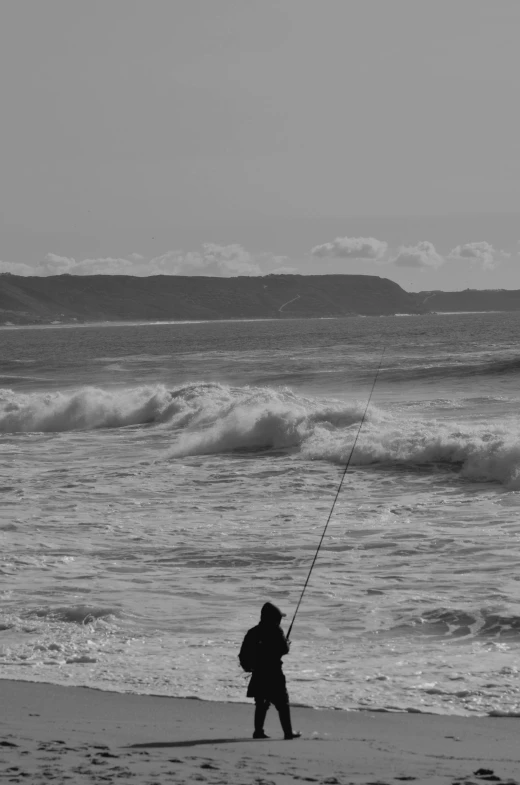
[0,0,519,291]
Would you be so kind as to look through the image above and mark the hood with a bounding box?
[260,602,286,624]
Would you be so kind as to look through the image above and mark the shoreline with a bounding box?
[0,316,292,330]
[3,314,382,330]
[1,679,520,784]
[0,310,516,330]
[0,672,511,720]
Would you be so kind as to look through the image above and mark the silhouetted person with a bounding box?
[239,602,301,740]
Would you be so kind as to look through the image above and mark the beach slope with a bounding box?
[1,680,519,784]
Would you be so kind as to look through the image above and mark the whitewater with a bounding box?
[2,312,520,716]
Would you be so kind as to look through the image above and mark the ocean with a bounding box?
[1,312,520,717]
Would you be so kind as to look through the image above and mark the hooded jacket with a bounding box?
[239,603,289,674]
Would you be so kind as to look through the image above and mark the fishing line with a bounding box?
[287,348,386,640]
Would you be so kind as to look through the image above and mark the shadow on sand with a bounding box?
[128,737,258,749]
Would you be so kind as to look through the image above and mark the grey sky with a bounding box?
[0,0,519,290]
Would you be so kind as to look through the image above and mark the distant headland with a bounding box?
[2,272,520,326]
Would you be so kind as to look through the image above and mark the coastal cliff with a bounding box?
[2,273,520,326]
[0,273,424,325]
[416,289,520,313]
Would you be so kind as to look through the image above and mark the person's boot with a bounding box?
[277,703,301,740]
[253,701,269,739]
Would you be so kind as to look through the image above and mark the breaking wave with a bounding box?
[302,417,520,488]
[387,608,520,642]
[0,385,174,432]
[25,605,121,624]
[163,383,520,489]
[0,382,372,436]
[3,382,520,488]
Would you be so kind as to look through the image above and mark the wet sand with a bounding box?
[1,679,519,784]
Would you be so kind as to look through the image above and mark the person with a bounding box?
[239,601,301,740]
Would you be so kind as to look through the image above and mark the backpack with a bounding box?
[238,629,258,673]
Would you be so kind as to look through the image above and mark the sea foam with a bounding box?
[165,383,520,488]
[167,383,376,455]
[0,385,174,432]
[2,382,520,488]
[303,418,520,487]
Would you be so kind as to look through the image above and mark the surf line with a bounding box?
[287,348,386,640]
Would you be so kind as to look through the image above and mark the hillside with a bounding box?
[0,273,425,325]
[417,289,520,312]
[3,274,520,326]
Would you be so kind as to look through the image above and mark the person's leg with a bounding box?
[274,700,301,740]
[253,699,270,738]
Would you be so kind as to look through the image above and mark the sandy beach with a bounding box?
[1,680,519,784]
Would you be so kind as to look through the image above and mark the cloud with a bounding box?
[0,261,36,275]
[151,244,266,276]
[391,241,444,269]
[311,236,388,260]
[448,241,502,270]
[39,253,77,274]
[0,244,292,278]
[193,243,263,276]
[267,265,299,274]
[35,254,137,276]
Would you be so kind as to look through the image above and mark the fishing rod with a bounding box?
[286,348,386,641]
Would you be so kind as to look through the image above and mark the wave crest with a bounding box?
[168,384,377,456]
[303,419,520,487]
[389,608,520,641]
[165,384,520,488]
[26,605,120,624]
[0,385,174,432]
[3,381,520,488]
